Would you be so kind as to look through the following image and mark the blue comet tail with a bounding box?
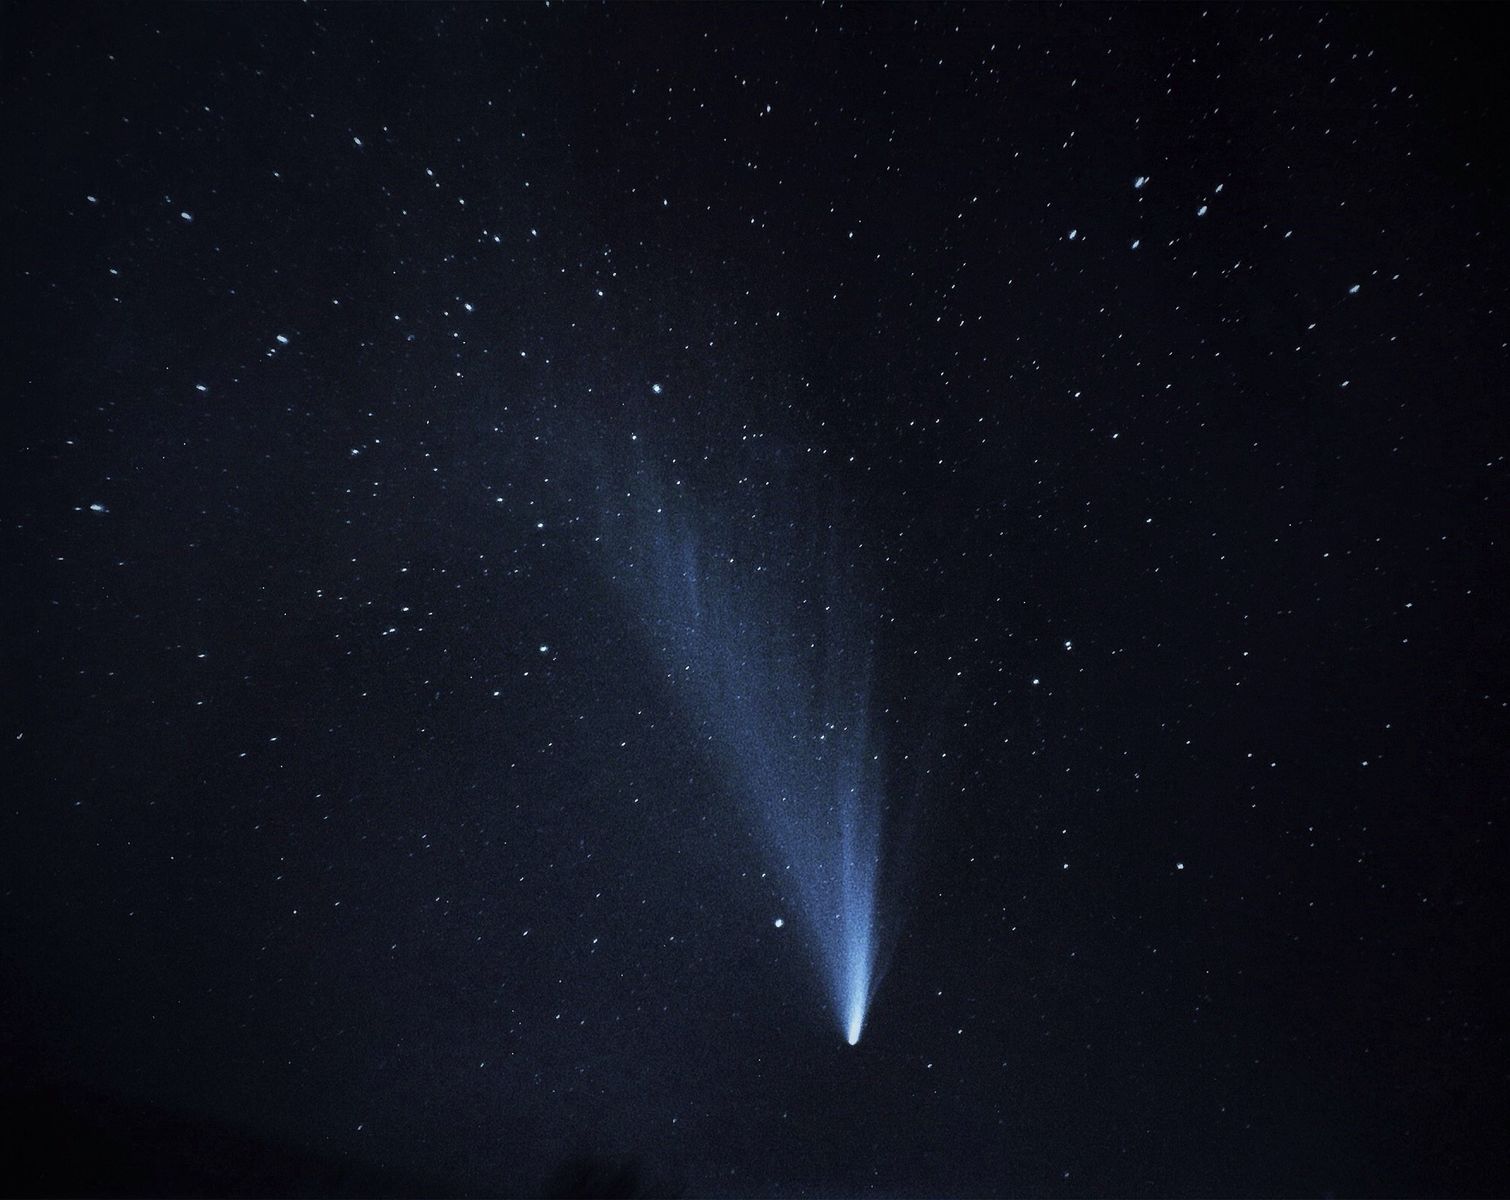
[841,799,880,1044]
[608,459,891,1045]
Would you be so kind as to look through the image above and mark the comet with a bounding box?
[605,456,894,1045]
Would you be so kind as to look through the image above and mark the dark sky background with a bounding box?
[4,3,1507,1197]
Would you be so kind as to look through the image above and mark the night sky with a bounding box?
[5,3,1507,1197]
